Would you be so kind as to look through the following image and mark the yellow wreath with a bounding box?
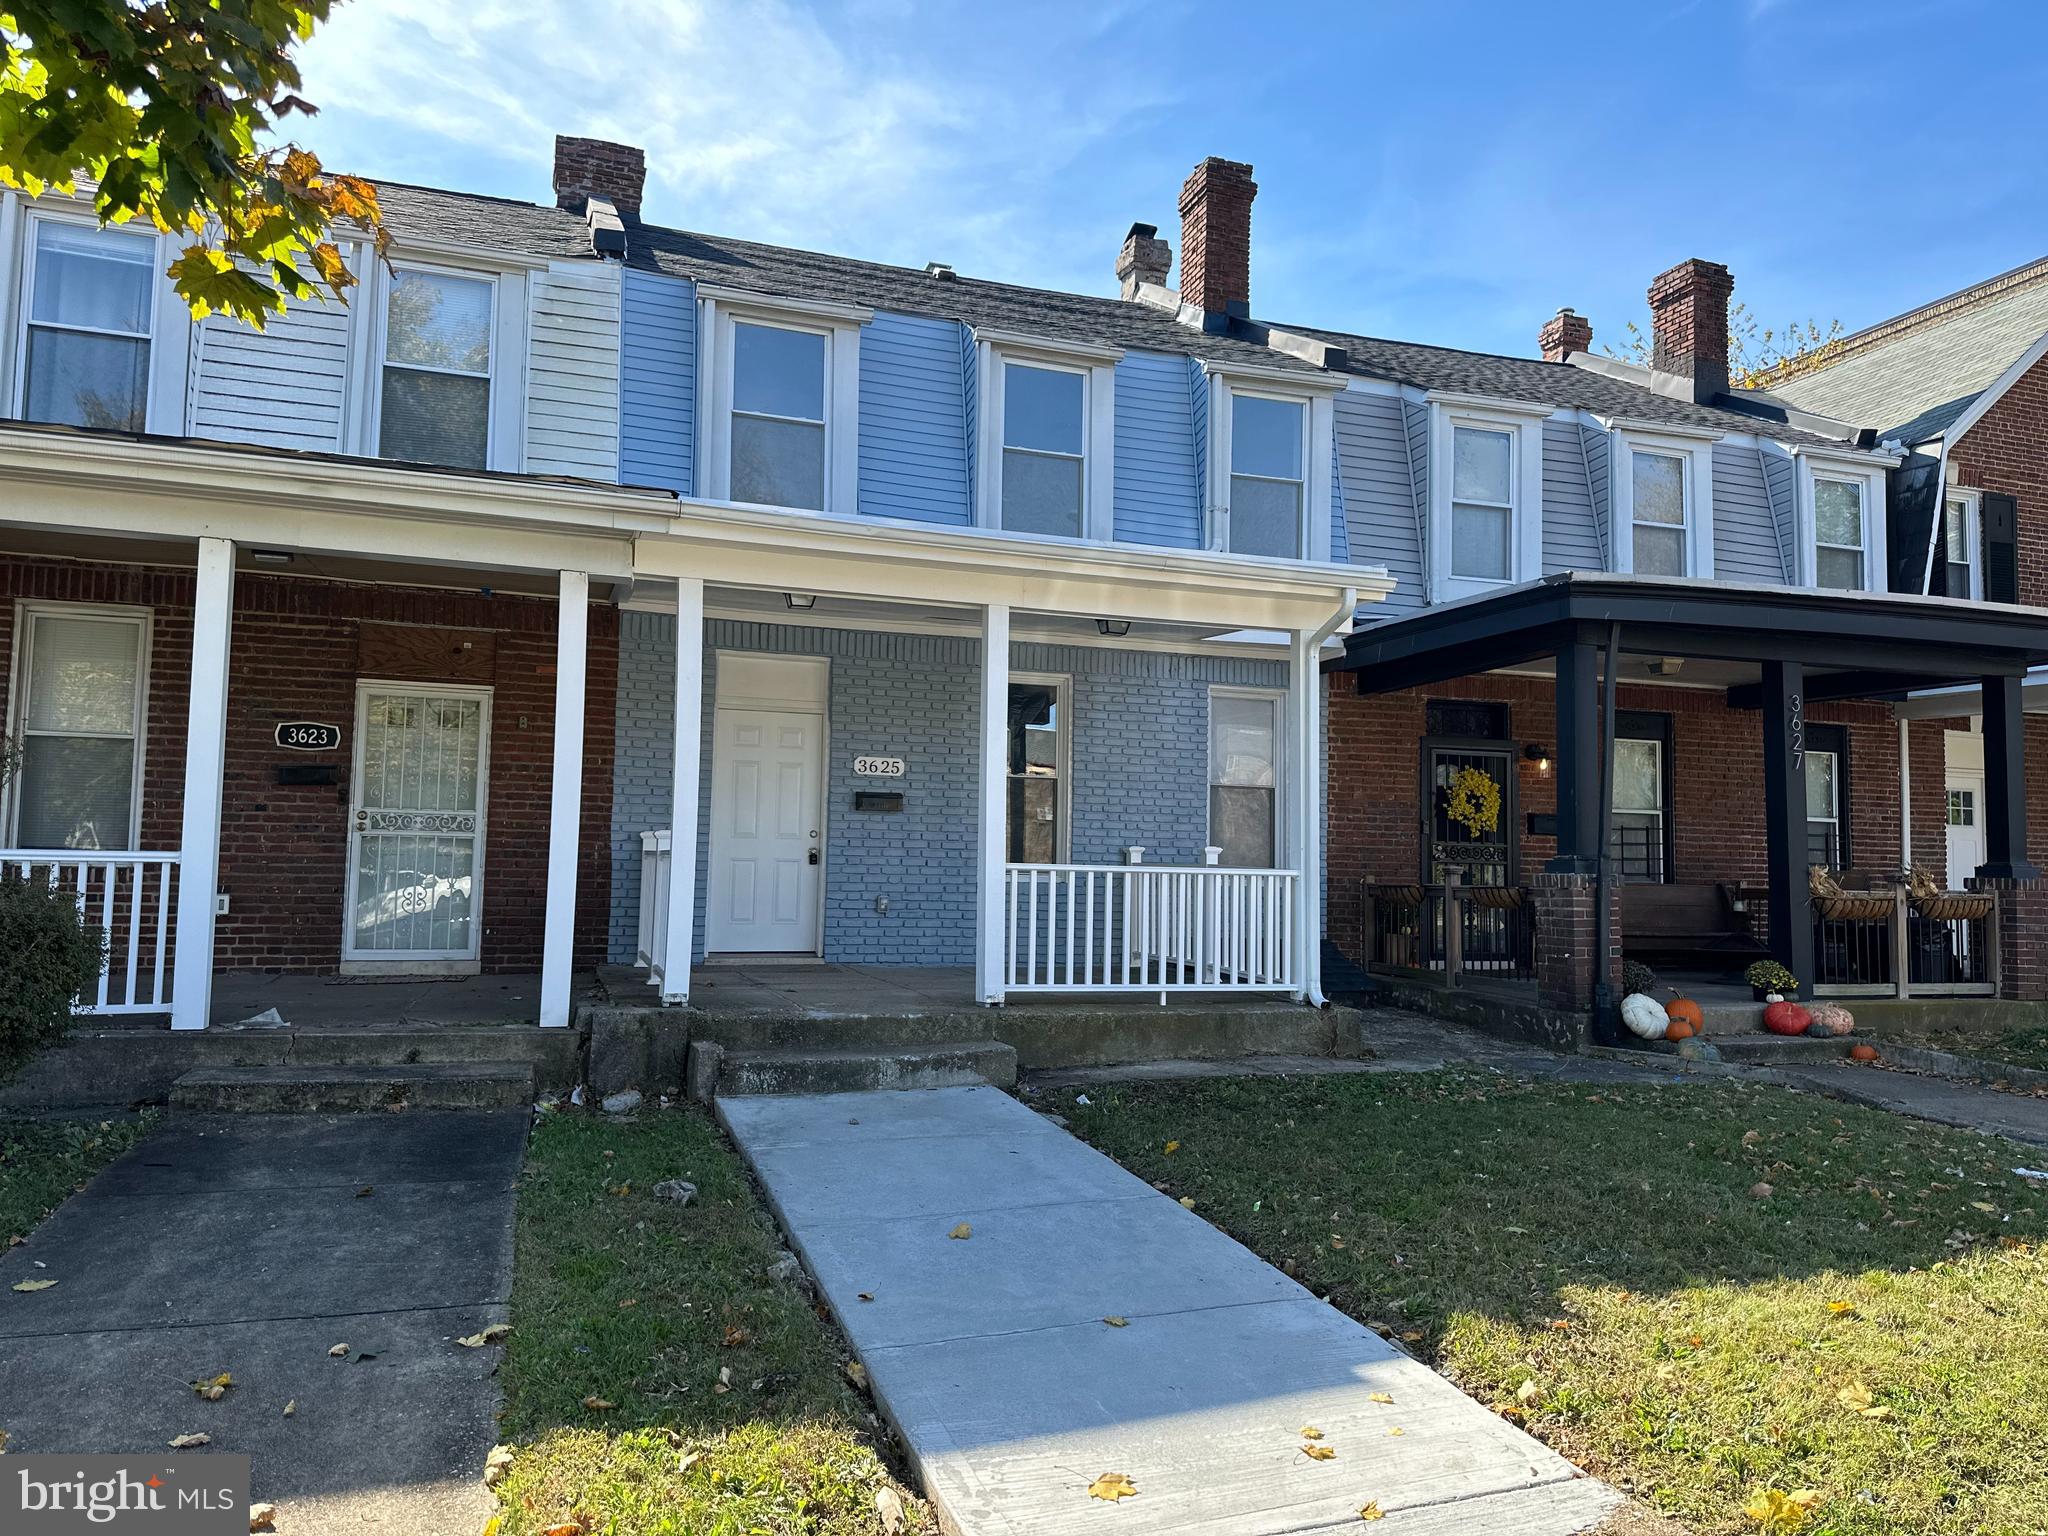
[1445,766,1502,836]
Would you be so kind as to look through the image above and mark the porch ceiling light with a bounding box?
[1095,618,1132,637]
[250,550,294,566]
[784,592,818,610]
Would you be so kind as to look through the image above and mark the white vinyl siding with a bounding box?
[524,261,621,479]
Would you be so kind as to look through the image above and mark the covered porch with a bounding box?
[1329,573,2048,1029]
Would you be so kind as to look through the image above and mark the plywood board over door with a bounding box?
[357,623,497,683]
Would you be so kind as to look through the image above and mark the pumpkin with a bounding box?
[1620,992,1670,1040]
[1665,994,1705,1033]
[1663,1016,1696,1042]
[1849,1042,1880,1063]
[1762,1000,1812,1036]
[1808,1002,1856,1037]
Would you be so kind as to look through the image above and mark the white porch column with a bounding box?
[975,602,1011,1004]
[660,578,706,1004]
[170,537,235,1031]
[538,570,589,1028]
[1285,626,1324,1005]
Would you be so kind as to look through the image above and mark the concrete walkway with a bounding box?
[719,1086,1619,1535]
[0,1111,525,1533]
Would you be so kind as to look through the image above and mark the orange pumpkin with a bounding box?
[1665,994,1706,1033]
[1664,1017,1696,1042]
[1849,1042,1880,1063]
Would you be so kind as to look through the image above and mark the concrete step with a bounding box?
[170,1062,534,1113]
[713,1040,1018,1097]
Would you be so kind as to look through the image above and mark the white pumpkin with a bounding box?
[1621,992,1670,1040]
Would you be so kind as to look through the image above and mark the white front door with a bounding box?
[707,706,823,953]
[1945,728,1987,890]
[345,683,491,969]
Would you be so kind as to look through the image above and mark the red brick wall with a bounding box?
[1178,157,1256,315]
[1951,349,2048,608]
[0,556,617,973]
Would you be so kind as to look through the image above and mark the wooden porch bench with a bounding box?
[1620,882,1767,972]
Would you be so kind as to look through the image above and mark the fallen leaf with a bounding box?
[1387,1426,1404,1436]
[1369,1391,1395,1405]
[1742,1130,1762,1147]
[875,1485,907,1533]
[1102,1316,1129,1328]
[1359,1502,1386,1521]
[1826,1301,1858,1317]
[1301,1442,1337,1460]
[617,1298,638,1309]
[248,1502,277,1531]
[845,1361,869,1391]
[1837,1382,1873,1413]
[355,1185,374,1199]
[713,1365,733,1394]
[1088,1472,1139,1502]
[482,1445,516,1488]
[1179,1197,1196,1210]
[457,1324,513,1348]
[1742,1486,1821,1532]
[481,1521,502,1536]
[329,1343,350,1358]
[581,1395,615,1412]
[1750,1182,1775,1200]
[169,1433,211,1449]
[1300,1425,1324,1440]
[1164,1140,1181,1154]
[1972,1201,1998,1213]
[542,1526,582,1536]
[11,1279,56,1292]
[721,1324,749,1348]
[282,1400,296,1418]
[948,1223,972,1240]
[857,1292,875,1302]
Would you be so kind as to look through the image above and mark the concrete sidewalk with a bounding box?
[0,1111,526,1533]
[719,1086,1619,1535]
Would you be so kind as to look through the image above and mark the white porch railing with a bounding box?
[636,830,672,989]
[1005,863,1298,998]
[6,851,181,1015]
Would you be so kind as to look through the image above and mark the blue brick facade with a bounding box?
[608,612,1285,966]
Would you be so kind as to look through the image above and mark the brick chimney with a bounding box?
[1116,222,1171,300]
[1647,258,1734,402]
[1538,307,1592,362]
[1178,158,1256,319]
[553,134,646,222]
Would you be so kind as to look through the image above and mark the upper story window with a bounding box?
[1610,428,1714,579]
[1001,361,1086,537]
[1939,489,1980,599]
[1630,451,1687,575]
[1813,476,1866,591]
[731,320,828,510]
[6,604,150,851]
[378,268,495,469]
[20,219,157,432]
[1451,425,1514,580]
[1229,394,1307,559]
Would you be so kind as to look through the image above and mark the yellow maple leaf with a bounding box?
[1826,1300,1858,1316]
[1368,1391,1394,1405]
[1088,1471,1138,1502]
[1299,1425,1324,1440]
[1301,1442,1337,1460]
[1743,1487,1821,1532]
[1359,1502,1386,1521]
[948,1223,972,1240]
[1164,1140,1181,1154]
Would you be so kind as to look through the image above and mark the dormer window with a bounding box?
[1229,393,1307,558]
[1788,453,1885,592]
[378,267,495,469]
[1610,428,1714,579]
[1939,489,1981,598]
[20,219,157,432]
[731,320,828,510]
[974,329,1118,541]
[700,286,867,513]
[1814,476,1866,591]
[1425,395,1545,599]
[1630,452,1686,575]
[1451,426,1514,580]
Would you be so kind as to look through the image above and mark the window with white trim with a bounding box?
[1005,675,1068,863]
[1426,400,1544,600]
[378,267,495,469]
[1630,450,1688,576]
[1813,475,1866,591]
[1611,737,1666,881]
[1228,392,1307,558]
[19,218,157,432]
[731,319,828,510]
[1806,747,1841,868]
[1940,489,1980,599]
[701,288,866,515]
[1208,689,1282,867]
[1450,425,1514,580]
[1000,360,1087,538]
[6,605,149,850]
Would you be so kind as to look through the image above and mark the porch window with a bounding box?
[21,219,156,432]
[1228,394,1307,559]
[730,320,828,510]
[1005,679,1065,863]
[379,268,494,469]
[1450,426,1514,580]
[1630,450,1689,577]
[1000,361,1086,538]
[1611,737,1666,881]
[1209,690,1280,867]
[6,606,148,850]
[1806,747,1842,869]
[1940,491,1979,599]
[1813,477,1866,591]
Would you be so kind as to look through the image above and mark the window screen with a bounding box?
[11,611,146,850]
[731,321,827,509]
[1450,426,1513,580]
[1229,395,1305,559]
[1001,363,1085,538]
[380,270,493,468]
[23,220,155,432]
[1210,692,1279,867]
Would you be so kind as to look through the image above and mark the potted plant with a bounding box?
[1744,959,1797,1003]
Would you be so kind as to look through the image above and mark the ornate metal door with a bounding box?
[1424,745,1515,886]
[345,684,491,965]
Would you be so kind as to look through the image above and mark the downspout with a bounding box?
[1917,437,1951,596]
[1303,585,1359,1008]
[1591,620,1622,1045]
[1898,716,1913,869]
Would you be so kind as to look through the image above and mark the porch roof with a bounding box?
[1330,572,2048,699]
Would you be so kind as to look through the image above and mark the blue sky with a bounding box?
[295,0,2045,358]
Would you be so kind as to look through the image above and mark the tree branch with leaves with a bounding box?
[0,0,388,329]
[1605,301,1845,390]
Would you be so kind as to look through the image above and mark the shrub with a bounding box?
[0,872,108,1085]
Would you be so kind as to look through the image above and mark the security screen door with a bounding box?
[345,683,491,965]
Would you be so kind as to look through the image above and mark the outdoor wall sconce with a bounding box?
[1096,618,1132,636]
[1523,743,1552,772]
[784,592,818,610]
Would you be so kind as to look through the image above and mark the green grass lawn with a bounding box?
[491,1106,928,1536]
[1056,1071,2048,1536]
[0,1113,153,1243]
[1880,1022,2048,1076]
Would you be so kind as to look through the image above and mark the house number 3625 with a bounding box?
[853,755,906,778]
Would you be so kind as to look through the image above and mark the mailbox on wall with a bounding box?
[854,791,905,813]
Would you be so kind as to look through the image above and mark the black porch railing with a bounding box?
[1366,880,1535,988]
[1811,884,1998,998]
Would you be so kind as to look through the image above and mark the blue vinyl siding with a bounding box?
[1335,391,1422,615]
[1112,350,1201,548]
[858,311,972,526]
[1715,443,1791,583]
[618,270,694,494]
[1542,418,1603,574]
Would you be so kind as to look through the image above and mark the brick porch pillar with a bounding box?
[1531,872,1622,1013]
[1968,876,2048,1001]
